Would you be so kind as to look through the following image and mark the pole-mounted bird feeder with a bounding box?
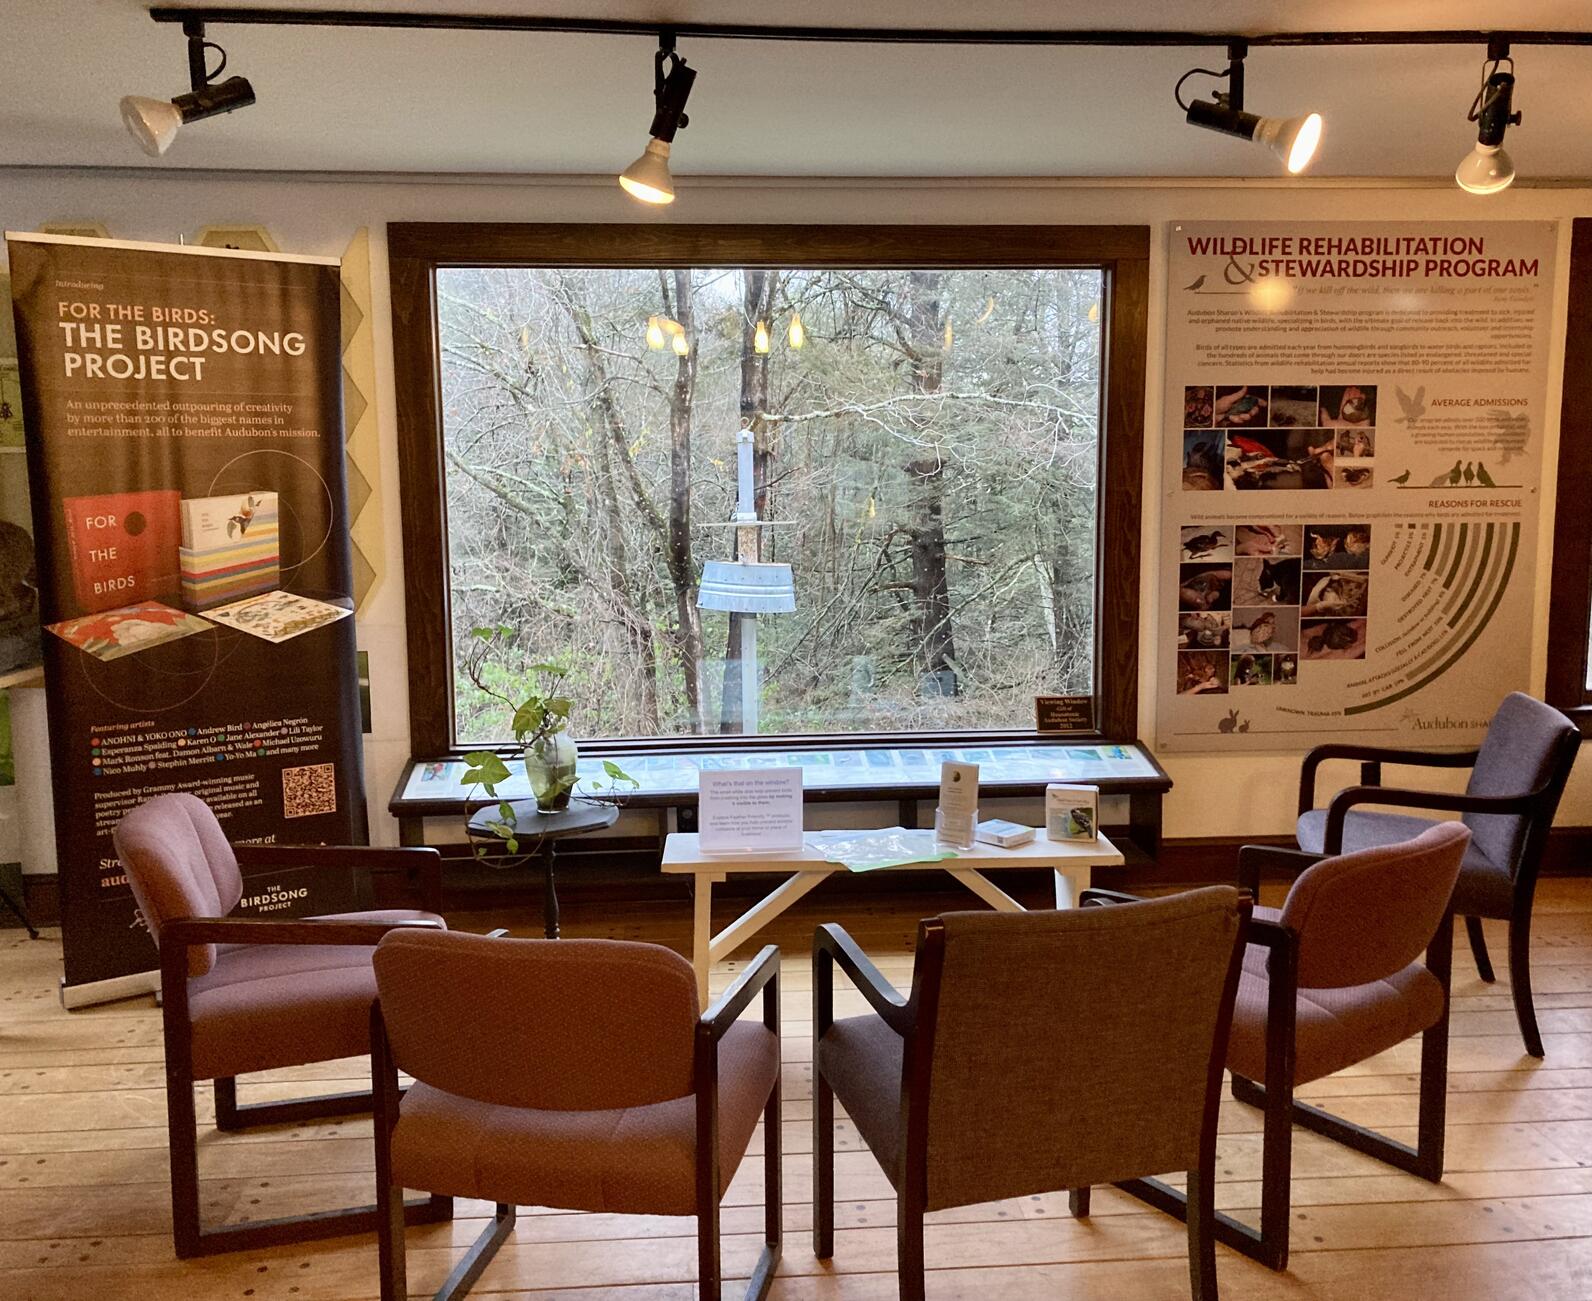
[698,428,795,733]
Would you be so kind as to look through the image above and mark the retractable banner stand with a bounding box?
[5,233,366,1005]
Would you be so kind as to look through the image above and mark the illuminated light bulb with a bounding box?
[618,139,676,205]
[754,321,770,354]
[1255,112,1324,174]
[788,312,805,349]
[1455,143,1515,194]
[672,332,689,357]
[1087,300,1100,323]
[646,316,666,350]
[943,319,954,351]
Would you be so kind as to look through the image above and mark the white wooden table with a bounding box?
[661,828,1126,1004]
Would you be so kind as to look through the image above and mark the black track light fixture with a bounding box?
[618,30,697,205]
[121,19,256,157]
[1177,41,1323,175]
[1456,37,1522,194]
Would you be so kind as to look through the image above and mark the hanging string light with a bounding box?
[646,316,667,350]
[788,312,805,350]
[754,321,771,354]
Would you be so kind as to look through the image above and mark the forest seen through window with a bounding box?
[438,265,1105,744]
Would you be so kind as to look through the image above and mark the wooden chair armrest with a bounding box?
[1236,844,1325,896]
[1299,743,1480,816]
[1244,915,1292,950]
[162,915,443,952]
[1322,785,1531,853]
[158,916,445,1021]
[813,923,911,1036]
[231,844,443,912]
[1078,887,1145,907]
[700,945,780,1042]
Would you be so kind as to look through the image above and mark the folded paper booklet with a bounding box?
[807,828,959,873]
[47,600,211,661]
[203,590,352,643]
[1046,783,1099,842]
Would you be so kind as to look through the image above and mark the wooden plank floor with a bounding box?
[5,877,1592,1299]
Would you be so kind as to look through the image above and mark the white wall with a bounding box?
[2,168,1588,858]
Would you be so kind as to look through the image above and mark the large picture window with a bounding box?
[391,226,1149,755]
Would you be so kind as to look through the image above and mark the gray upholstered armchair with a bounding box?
[1294,691,1579,1057]
[370,929,783,1301]
[812,888,1247,1301]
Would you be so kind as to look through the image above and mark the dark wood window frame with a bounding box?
[1548,216,1592,729]
[389,222,1150,757]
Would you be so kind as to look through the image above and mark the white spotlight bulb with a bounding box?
[1254,112,1324,175]
[120,95,184,157]
[1455,142,1516,194]
[619,139,676,205]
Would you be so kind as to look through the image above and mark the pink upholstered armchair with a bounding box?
[113,792,453,1258]
[1102,821,1470,1273]
[370,930,783,1301]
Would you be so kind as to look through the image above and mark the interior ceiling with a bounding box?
[8,0,1592,181]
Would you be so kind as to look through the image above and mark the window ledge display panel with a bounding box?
[390,740,1169,815]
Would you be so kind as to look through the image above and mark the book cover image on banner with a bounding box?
[1157,221,1554,752]
[6,233,366,998]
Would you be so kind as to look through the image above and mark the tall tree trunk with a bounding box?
[718,270,780,733]
[590,420,661,731]
[551,276,662,732]
[904,270,958,695]
[664,269,705,732]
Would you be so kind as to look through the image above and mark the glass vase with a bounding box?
[525,730,578,813]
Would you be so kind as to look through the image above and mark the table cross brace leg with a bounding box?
[944,867,1025,913]
[692,869,834,1005]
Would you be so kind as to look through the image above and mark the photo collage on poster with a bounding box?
[1177,521,1373,694]
[1176,381,1376,694]
[1180,382,1377,493]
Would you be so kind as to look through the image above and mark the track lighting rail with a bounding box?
[145,10,1592,51]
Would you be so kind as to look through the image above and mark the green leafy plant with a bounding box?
[459,626,636,858]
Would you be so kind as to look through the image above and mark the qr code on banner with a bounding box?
[283,763,337,818]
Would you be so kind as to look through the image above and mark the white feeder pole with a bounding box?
[741,615,759,734]
[734,428,760,734]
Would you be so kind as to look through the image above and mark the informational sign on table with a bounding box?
[6,233,365,1001]
[698,767,806,854]
[1158,221,1555,752]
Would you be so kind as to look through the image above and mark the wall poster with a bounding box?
[1158,221,1555,752]
[6,232,365,1002]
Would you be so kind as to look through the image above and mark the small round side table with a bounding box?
[464,796,618,938]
